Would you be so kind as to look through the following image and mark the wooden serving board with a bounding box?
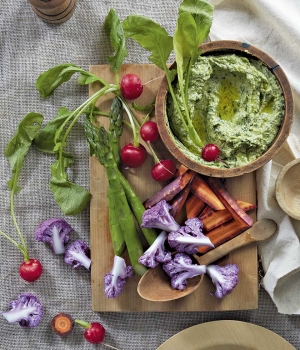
[89,64,257,312]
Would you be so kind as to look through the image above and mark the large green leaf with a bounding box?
[49,157,91,216]
[5,112,44,193]
[174,12,198,96]
[122,15,173,71]
[33,107,73,156]
[179,0,213,62]
[36,64,101,97]
[104,8,128,73]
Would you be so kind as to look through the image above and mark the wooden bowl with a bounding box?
[276,158,300,220]
[155,40,294,177]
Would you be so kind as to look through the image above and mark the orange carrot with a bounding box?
[190,175,225,210]
[198,219,249,254]
[51,313,74,337]
[205,177,253,227]
[199,200,256,231]
[144,170,195,208]
[174,164,189,178]
[185,193,206,219]
[170,185,190,220]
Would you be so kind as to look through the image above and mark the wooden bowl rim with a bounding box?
[155,40,294,178]
[275,158,300,220]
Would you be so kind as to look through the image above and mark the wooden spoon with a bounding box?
[137,219,277,302]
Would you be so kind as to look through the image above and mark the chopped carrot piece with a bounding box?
[198,219,249,254]
[199,205,211,217]
[206,177,253,227]
[199,200,256,231]
[190,175,225,210]
[174,164,189,177]
[170,185,190,220]
[51,312,74,337]
[185,193,206,219]
[144,170,195,208]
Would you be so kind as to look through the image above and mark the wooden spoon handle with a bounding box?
[196,219,276,266]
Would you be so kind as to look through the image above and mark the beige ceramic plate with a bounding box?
[157,320,295,350]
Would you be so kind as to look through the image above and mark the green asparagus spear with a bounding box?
[107,186,126,256]
[109,97,123,165]
[118,172,157,246]
[84,118,147,276]
[107,98,158,246]
[86,118,125,256]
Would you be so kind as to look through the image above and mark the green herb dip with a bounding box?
[167,53,285,168]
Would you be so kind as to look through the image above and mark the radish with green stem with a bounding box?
[120,97,148,168]
[140,121,159,142]
[1,113,44,282]
[75,319,120,348]
[121,143,147,168]
[147,142,177,182]
[120,73,143,100]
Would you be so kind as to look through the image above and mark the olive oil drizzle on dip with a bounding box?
[167,53,285,168]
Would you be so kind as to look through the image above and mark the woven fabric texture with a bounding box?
[0,1,299,349]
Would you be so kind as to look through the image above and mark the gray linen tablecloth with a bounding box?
[1,1,300,349]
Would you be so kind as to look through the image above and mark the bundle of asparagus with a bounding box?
[84,97,157,277]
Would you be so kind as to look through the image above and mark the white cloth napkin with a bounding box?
[209,0,300,314]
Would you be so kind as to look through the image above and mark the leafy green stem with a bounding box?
[140,102,155,126]
[62,86,118,145]
[10,190,29,261]
[147,141,160,164]
[164,70,189,131]
[0,229,20,251]
[120,97,140,147]
[57,85,119,175]
[184,58,193,105]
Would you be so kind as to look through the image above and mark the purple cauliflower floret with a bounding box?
[163,253,206,290]
[138,231,172,268]
[141,200,181,232]
[2,293,43,327]
[64,239,91,270]
[168,218,214,254]
[35,218,73,254]
[104,255,134,298]
[206,264,239,298]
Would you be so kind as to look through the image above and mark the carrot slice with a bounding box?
[51,313,74,337]
[190,175,225,210]
[170,185,190,220]
[144,170,195,208]
[185,193,206,219]
[199,205,211,217]
[198,219,248,254]
[174,164,189,178]
[206,177,254,227]
[199,200,256,231]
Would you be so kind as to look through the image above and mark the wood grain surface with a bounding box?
[89,64,258,312]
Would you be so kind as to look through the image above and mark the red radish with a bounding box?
[75,319,105,344]
[121,143,147,168]
[201,144,220,162]
[140,121,159,142]
[19,258,43,282]
[151,159,177,182]
[120,74,143,100]
[83,322,105,344]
